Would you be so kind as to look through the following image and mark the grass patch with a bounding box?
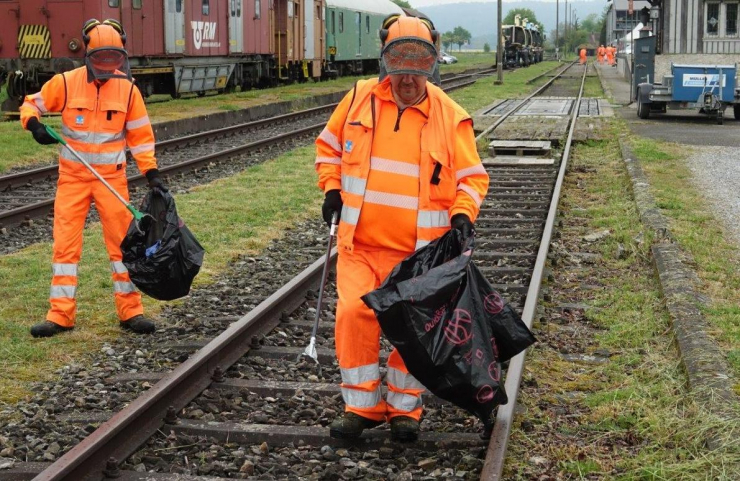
[629,132,740,381]
[449,61,561,113]
[0,145,321,403]
[439,51,496,73]
[0,116,62,174]
[505,123,740,479]
[583,75,604,98]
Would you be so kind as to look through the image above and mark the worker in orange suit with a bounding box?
[606,45,615,66]
[579,48,587,64]
[315,15,489,442]
[20,19,166,338]
[597,45,604,64]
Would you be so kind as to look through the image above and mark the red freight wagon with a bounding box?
[0,0,322,111]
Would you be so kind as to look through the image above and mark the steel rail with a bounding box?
[33,249,337,481]
[479,63,589,480]
[475,61,576,143]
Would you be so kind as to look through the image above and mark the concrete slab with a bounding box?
[482,156,555,166]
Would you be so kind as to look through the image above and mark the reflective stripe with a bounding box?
[318,127,341,152]
[370,156,420,177]
[315,156,341,165]
[22,100,41,114]
[129,142,155,155]
[341,174,367,196]
[415,239,430,250]
[52,263,78,277]
[62,125,124,144]
[387,391,422,412]
[458,184,484,207]
[110,261,128,274]
[114,281,136,294]
[417,210,450,228]
[341,205,361,225]
[364,190,418,210]
[341,364,380,385]
[30,93,48,113]
[456,164,488,181]
[61,148,126,166]
[50,285,76,299]
[126,115,150,130]
[341,386,382,409]
[386,367,425,391]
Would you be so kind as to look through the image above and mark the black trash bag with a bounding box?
[121,189,205,301]
[362,230,535,423]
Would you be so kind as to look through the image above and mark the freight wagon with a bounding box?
[0,0,406,112]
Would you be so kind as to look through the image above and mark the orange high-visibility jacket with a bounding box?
[20,66,157,179]
[316,78,489,253]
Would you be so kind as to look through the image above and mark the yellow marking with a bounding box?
[230,39,237,46]
[175,39,185,46]
[131,67,175,74]
[24,35,45,45]
[18,25,51,59]
[216,76,228,88]
[328,46,337,55]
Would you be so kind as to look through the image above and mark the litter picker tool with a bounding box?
[297,211,339,373]
[45,125,153,234]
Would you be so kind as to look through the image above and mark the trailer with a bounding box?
[636,63,740,125]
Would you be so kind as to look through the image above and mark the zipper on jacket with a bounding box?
[394,108,404,132]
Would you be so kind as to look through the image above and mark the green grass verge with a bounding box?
[506,123,740,479]
[451,61,561,113]
[0,117,62,174]
[628,131,740,386]
[0,145,321,403]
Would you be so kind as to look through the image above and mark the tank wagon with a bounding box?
[499,15,543,69]
[0,0,406,112]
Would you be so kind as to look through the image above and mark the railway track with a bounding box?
[1,63,585,480]
[0,71,486,232]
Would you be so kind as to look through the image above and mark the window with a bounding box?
[108,0,119,7]
[331,10,335,34]
[288,1,293,18]
[707,3,720,35]
[316,5,320,19]
[727,4,738,36]
[231,0,235,16]
[176,0,182,13]
[339,12,343,33]
[366,15,370,34]
[202,0,210,15]
[237,0,241,16]
[133,0,142,9]
[255,0,260,19]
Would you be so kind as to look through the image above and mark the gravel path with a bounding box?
[684,146,740,248]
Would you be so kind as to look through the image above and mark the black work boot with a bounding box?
[329,412,383,439]
[120,315,156,334]
[30,321,73,338]
[390,416,420,442]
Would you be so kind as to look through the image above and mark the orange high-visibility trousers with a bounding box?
[579,49,587,64]
[47,174,143,327]
[335,246,426,422]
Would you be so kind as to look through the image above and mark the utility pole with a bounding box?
[564,0,568,58]
[555,0,559,60]
[496,0,503,84]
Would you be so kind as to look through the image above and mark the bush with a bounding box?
[483,43,491,53]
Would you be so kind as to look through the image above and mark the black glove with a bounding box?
[26,117,58,145]
[451,213,474,241]
[145,169,169,192]
[322,189,342,226]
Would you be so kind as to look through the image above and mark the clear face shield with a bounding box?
[380,37,441,85]
[85,47,132,82]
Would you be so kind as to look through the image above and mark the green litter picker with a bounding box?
[45,125,153,233]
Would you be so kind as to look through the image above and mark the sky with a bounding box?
[410,0,601,7]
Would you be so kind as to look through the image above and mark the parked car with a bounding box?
[439,52,458,64]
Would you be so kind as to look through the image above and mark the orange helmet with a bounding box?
[82,19,130,82]
[379,15,439,82]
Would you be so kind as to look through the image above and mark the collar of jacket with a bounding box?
[350,77,431,129]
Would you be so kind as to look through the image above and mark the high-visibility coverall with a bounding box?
[607,46,615,66]
[579,49,587,64]
[315,78,489,421]
[20,66,158,327]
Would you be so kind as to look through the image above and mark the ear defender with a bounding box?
[102,18,127,46]
[82,18,101,47]
[420,18,439,44]
[379,14,400,44]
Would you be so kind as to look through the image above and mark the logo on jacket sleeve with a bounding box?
[344,140,353,153]
[75,115,84,126]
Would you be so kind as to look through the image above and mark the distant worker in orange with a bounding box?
[20,19,166,338]
[579,48,587,64]
[315,15,489,442]
[597,45,605,64]
[607,45,616,66]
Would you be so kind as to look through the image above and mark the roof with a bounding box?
[326,0,404,16]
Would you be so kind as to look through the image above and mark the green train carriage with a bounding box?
[324,0,404,77]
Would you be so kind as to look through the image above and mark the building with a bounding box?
[605,0,652,46]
